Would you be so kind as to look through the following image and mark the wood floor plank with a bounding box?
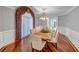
[57,33,78,52]
[0,33,78,52]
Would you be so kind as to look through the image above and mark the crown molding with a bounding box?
[60,6,77,16]
[4,6,16,10]
[4,6,77,16]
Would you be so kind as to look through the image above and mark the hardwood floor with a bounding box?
[0,33,78,52]
[57,33,78,52]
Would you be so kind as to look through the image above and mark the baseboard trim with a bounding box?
[58,27,79,51]
[0,30,15,48]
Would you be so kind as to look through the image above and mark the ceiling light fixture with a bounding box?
[39,8,49,20]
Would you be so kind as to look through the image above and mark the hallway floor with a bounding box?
[0,33,78,52]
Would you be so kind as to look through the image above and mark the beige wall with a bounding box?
[58,7,79,32]
[0,6,15,48]
[0,6,15,31]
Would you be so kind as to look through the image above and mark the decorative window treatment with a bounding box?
[16,6,35,42]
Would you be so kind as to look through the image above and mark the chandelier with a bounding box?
[39,8,49,20]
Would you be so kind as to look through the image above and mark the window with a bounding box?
[49,17,58,31]
[21,12,33,38]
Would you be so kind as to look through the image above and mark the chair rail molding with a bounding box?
[0,30,15,48]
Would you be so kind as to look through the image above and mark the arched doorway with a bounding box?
[21,12,33,38]
[16,6,35,43]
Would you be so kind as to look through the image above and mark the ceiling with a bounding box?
[32,6,76,16]
[6,6,76,16]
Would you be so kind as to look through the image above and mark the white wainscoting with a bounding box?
[58,27,79,50]
[0,30,15,48]
[0,32,4,48]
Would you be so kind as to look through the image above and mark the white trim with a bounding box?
[60,6,77,16]
[4,6,16,10]
[0,30,15,48]
[58,27,79,50]
[0,32,4,48]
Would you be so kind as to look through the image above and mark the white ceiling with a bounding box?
[6,6,76,16]
[32,6,76,16]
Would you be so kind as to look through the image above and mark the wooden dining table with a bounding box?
[34,32,51,40]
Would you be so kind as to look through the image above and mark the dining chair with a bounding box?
[30,35,46,51]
